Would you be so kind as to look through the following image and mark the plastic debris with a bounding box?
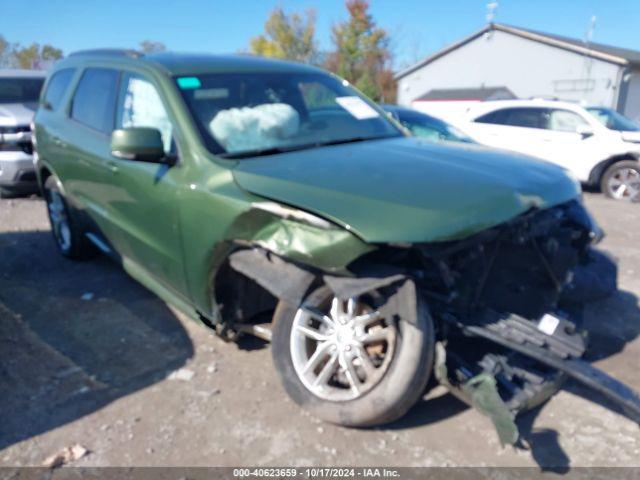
[42,444,89,469]
[168,368,194,381]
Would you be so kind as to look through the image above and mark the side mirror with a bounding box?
[576,125,594,139]
[111,127,172,164]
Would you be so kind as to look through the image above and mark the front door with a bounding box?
[101,71,187,296]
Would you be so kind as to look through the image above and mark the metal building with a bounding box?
[395,23,640,122]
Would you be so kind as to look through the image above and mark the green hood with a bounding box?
[232,137,581,243]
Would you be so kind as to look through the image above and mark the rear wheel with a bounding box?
[43,176,94,259]
[271,284,434,427]
[601,160,640,201]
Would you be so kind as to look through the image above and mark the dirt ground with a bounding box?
[0,193,638,469]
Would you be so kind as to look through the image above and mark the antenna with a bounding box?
[585,15,597,45]
[484,2,499,39]
[486,2,499,24]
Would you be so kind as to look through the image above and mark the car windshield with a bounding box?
[393,109,473,143]
[0,77,44,103]
[586,107,640,132]
[175,72,402,157]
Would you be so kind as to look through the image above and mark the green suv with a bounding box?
[34,50,639,438]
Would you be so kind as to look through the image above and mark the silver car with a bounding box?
[0,69,45,197]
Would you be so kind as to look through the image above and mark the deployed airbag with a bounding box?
[210,103,300,153]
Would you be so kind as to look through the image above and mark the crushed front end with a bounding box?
[355,199,638,444]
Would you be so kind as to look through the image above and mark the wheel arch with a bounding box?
[588,153,640,188]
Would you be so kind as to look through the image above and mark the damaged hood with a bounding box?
[232,137,581,243]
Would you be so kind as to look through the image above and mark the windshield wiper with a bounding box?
[219,146,301,159]
[219,134,399,159]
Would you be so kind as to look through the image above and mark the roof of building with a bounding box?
[414,86,516,102]
[395,23,640,80]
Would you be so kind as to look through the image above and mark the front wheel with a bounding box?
[601,160,640,201]
[271,284,434,427]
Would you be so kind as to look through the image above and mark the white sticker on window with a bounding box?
[537,314,560,336]
[335,96,379,120]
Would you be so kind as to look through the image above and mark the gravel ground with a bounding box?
[0,193,638,468]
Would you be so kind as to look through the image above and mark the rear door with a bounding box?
[469,107,554,160]
[63,68,121,228]
[101,71,187,295]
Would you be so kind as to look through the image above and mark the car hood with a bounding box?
[0,102,37,126]
[232,137,581,243]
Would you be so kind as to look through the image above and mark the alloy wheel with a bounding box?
[47,190,72,251]
[290,296,396,401]
[607,167,640,201]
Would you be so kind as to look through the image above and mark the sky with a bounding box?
[2,0,640,70]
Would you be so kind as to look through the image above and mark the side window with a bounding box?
[43,69,75,111]
[475,108,547,129]
[71,68,119,134]
[116,73,173,152]
[474,109,510,125]
[503,108,547,129]
[547,109,589,132]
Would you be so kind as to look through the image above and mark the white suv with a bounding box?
[462,99,640,201]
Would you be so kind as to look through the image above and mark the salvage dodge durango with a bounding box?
[34,50,640,444]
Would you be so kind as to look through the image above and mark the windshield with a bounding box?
[586,107,640,132]
[0,77,44,103]
[175,72,402,157]
[393,110,473,143]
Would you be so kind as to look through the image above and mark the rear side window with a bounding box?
[475,107,547,129]
[71,68,119,134]
[43,69,75,111]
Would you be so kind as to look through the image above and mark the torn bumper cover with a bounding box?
[227,199,639,444]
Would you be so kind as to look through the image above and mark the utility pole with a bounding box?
[582,15,597,101]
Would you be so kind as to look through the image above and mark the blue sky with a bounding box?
[2,0,640,69]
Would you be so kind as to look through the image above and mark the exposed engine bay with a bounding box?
[223,199,639,445]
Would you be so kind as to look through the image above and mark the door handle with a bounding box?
[51,136,64,146]
[106,161,119,174]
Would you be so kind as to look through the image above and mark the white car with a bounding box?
[462,100,640,201]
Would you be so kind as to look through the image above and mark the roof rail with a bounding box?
[69,49,144,59]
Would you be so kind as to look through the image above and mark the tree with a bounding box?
[13,44,40,69]
[11,43,63,69]
[139,40,167,54]
[250,8,318,63]
[325,0,396,102]
[0,36,9,67]
[41,44,63,62]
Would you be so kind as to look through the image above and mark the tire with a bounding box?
[600,160,640,201]
[43,176,94,259]
[271,284,434,427]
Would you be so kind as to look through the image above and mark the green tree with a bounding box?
[41,44,63,61]
[325,0,396,102]
[13,43,40,69]
[250,8,318,63]
[11,43,63,69]
[139,40,167,54]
